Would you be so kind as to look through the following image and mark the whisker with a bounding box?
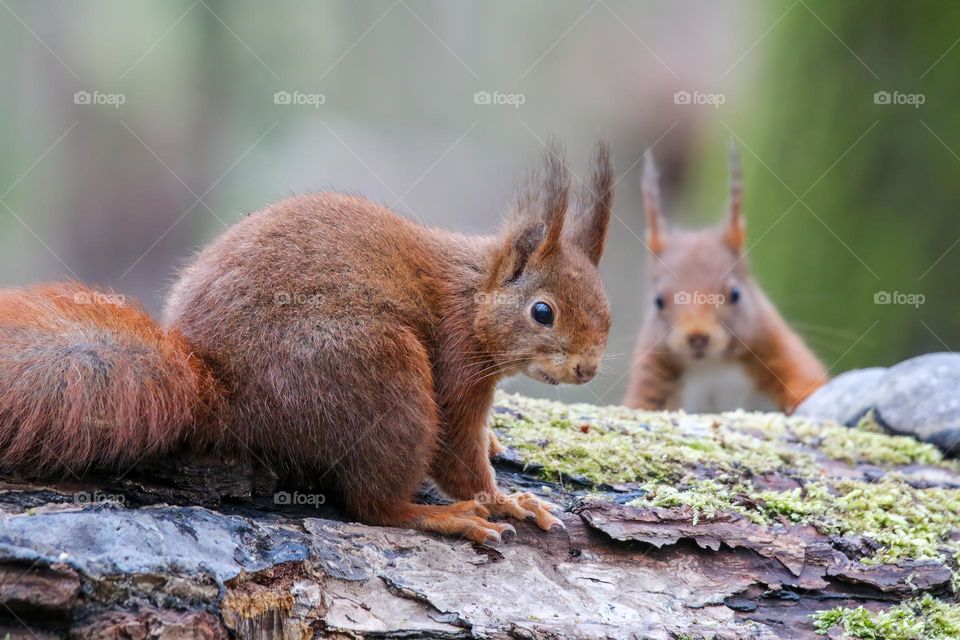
[459,357,532,387]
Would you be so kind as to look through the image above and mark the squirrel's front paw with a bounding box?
[481,491,564,531]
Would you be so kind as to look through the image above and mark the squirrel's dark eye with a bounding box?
[655,295,665,311]
[531,301,554,326]
[729,286,741,304]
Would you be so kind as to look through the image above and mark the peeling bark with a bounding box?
[0,402,955,639]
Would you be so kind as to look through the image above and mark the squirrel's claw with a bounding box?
[482,491,565,533]
[474,519,517,545]
[452,516,516,545]
[530,505,563,531]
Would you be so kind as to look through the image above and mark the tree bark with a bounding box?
[0,399,954,639]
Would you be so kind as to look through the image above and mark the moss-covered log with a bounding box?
[0,393,957,638]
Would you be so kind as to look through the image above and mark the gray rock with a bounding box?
[796,354,960,455]
[795,367,888,425]
[874,352,960,455]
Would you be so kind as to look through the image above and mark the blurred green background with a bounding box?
[0,0,957,404]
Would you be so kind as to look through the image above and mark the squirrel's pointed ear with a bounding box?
[642,151,665,254]
[533,138,569,262]
[724,141,746,253]
[491,222,547,284]
[568,139,613,266]
[491,141,570,283]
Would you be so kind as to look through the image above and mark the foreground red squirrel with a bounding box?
[623,147,826,413]
[0,141,613,543]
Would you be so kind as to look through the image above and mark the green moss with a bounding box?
[492,394,947,489]
[493,395,818,485]
[625,476,960,565]
[628,479,740,525]
[791,419,944,467]
[493,392,960,568]
[813,594,960,639]
[762,480,960,564]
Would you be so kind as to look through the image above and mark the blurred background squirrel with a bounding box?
[623,147,827,413]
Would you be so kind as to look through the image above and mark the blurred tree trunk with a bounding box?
[64,0,239,313]
[738,0,960,370]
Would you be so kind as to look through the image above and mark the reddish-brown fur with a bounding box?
[623,148,826,413]
[0,141,613,543]
[0,283,223,473]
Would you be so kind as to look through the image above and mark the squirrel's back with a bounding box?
[0,193,476,476]
[164,192,478,329]
[162,192,487,469]
[0,282,220,473]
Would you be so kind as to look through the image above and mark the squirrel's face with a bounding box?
[641,146,756,364]
[647,231,757,363]
[476,141,613,385]
[479,246,610,385]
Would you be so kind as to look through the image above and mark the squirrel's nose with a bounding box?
[687,333,710,351]
[574,362,597,383]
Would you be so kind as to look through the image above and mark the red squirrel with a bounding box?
[623,146,826,413]
[0,141,613,544]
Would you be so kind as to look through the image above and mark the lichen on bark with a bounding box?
[492,391,960,631]
[1,392,958,638]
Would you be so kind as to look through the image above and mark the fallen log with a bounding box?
[0,392,957,639]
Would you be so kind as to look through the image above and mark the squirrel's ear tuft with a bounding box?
[493,140,570,283]
[642,151,665,254]
[724,141,746,253]
[568,139,613,266]
[533,138,569,262]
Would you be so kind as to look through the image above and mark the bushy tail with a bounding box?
[0,283,223,475]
